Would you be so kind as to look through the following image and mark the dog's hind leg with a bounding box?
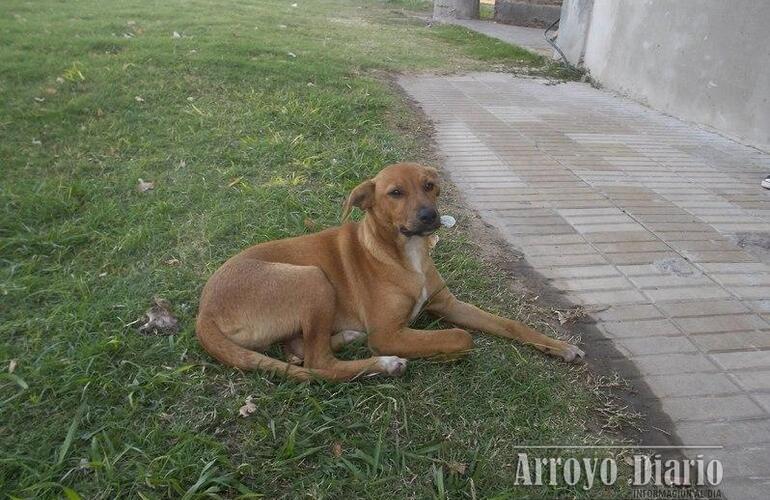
[330,330,367,351]
[299,268,407,380]
[285,330,366,364]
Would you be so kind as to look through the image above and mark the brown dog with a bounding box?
[196,163,584,381]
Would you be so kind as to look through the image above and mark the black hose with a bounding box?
[544,17,581,74]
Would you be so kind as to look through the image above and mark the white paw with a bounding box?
[378,356,408,376]
[561,343,585,362]
[340,330,366,343]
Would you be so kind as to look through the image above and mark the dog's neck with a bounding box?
[358,215,428,273]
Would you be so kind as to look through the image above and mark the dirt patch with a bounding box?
[731,232,770,263]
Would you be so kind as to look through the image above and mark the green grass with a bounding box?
[1,0,628,497]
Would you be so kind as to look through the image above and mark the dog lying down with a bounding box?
[196,163,584,381]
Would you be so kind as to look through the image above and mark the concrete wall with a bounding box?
[494,0,562,28]
[434,0,480,20]
[558,0,770,152]
[555,0,592,65]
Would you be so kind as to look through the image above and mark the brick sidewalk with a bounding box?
[399,72,770,498]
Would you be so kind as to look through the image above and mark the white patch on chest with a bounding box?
[405,237,428,321]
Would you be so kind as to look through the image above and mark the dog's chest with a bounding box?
[405,238,428,321]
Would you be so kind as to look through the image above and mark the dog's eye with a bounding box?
[424,182,434,192]
[388,189,403,197]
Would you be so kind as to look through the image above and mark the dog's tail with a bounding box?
[196,316,315,381]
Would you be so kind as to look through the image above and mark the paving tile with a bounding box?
[620,353,720,376]
[599,319,681,338]
[710,351,770,370]
[644,286,732,302]
[613,336,697,356]
[726,286,770,300]
[605,251,680,265]
[538,265,620,279]
[568,289,648,305]
[676,418,770,446]
[513,234,586,245]
[698,263,770,273]
[720,479,770,500]
[712,446,770,477]
[732,370,770,391]
[582,231,657,243]
[690,331,770,352]
[628,274,715,289]
[711,273,770,286]
[673,314,770,334]
[526,253,610,267]
[521,243,596,256]
[657,394,766,422]
[656,300,751,317]
[591,304,663,322]
[550,276,634,291]
[641,373,740,398]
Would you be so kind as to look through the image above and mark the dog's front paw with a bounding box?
[378,356,408,376]
[559,342,585,362]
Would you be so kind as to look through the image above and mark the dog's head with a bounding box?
[343,163,441,237]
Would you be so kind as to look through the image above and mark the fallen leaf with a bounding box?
[291,3,298,6]
[239,396,256,417]
[227,176,243,188]
[8,359,17,374]
[172,31,181,39]
[303,217,317,231]
[555,306,587,325]
[554,305,609,325]
[447,461,467,475]
[287,52,296,58]
[77,457,91,472]
[136,178,154,192]
[33,97,45,102]
[134,95,144,102]
[56,77,65,84]
[98,272,108,277]
[136,297,179,335]
[165,258,181,266]
[31,139,42,146]
[331,441,343,457]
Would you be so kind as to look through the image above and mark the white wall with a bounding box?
[559,0,770,151]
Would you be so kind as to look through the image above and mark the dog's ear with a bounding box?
[342,180,375,221]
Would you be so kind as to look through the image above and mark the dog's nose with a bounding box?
[418,207,438,225]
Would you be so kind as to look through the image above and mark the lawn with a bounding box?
[1,0,628,497]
